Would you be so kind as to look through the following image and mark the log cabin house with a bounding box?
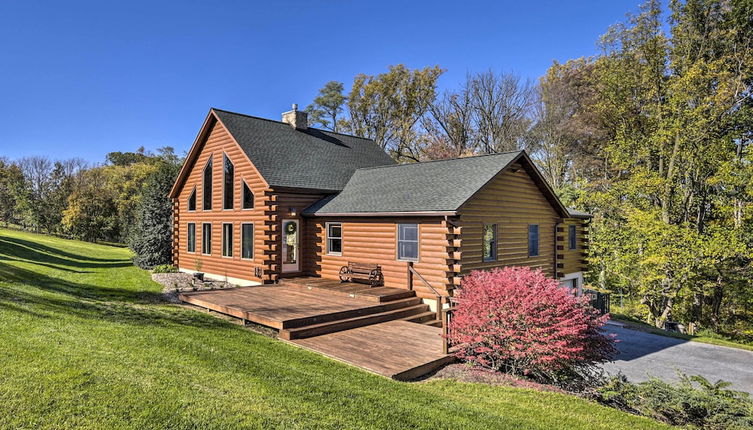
[169,106,590,311]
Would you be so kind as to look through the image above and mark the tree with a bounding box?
[62,167,119,242]
[423,70,537,161]
[346,64,444,161]
[0,159,24,227]
[468,70,537,154]
[305,81,347,132]
[128,159,182,269]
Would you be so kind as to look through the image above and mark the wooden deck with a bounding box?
[179,286,399,329]
[287,320,454,380]
[179,280,453,379]
[280,276,415,302]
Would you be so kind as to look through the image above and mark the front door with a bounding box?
[282,219,300,273]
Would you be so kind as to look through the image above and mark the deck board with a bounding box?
[281,276,414,302]
[180,286,377,329]
[179,284,453,379]
[288,320,454,380]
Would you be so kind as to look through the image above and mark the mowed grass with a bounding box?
[0,228,667,430]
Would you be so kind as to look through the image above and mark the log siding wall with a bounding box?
[559,218,588,276]
[457,162,560,277]
[302,217,454,299]
[175,120,269,283]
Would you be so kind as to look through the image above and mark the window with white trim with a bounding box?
[187,223,196,253]
[223,154,234,210]
[203,157,213,210]
[326,222,342,255]
[397,223,419,261]
[222,223,233,257]
[202,223,212,255]
[483,223,497,262]
[242,181,254,209]
[528,224,539,257]
[568,224,577,250]
[188,188,196,211]
[241,223,254,259]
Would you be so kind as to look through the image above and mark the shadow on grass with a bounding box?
[0,239,230,330]
[0,236,131,269]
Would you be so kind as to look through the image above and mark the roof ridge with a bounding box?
[211,107,374,142]
[354,150,523,172]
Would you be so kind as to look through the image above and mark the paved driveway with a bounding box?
[601,323,753,394]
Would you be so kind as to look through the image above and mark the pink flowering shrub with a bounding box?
[448,266,616,381]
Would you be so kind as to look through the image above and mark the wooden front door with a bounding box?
[282,219,300,273]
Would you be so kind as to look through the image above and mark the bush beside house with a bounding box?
[448,266,617,384]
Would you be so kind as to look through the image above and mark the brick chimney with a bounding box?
[281,103,308,130]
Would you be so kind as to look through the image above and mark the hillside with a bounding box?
[0,228,667,429]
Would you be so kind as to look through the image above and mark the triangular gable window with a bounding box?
[188,188,196,211]
[242,181,254,209]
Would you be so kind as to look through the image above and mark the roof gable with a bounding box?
[304,152,519,215]
[213,109,394,191]
[303,151,571,217]
[170,108,395,198]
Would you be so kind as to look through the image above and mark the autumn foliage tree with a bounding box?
[448,267,616,382]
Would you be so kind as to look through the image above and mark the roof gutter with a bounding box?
[304,210,457,217]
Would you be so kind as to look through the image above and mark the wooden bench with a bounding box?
[339,262,384,287]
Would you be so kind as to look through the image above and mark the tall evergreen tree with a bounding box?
[128,160,181,269]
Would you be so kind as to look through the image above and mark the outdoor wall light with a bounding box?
[289,207,297,217]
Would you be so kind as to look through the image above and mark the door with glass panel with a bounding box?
[282,219,300,272]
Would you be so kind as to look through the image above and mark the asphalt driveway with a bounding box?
[601,323,753,394]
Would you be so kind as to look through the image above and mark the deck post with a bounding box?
[407,262,413,291]
[435,295,442,321]
[442,310,449,354]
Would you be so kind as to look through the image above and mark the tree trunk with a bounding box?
[710,274,724,331]
[661,133,681,224]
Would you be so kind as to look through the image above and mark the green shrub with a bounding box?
[596,374,753,429]
[152,264,177,274]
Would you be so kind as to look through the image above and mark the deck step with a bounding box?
[281,296,423,329]
[279,304,430,340]
[397,311,438,324]
[421,320,443,328]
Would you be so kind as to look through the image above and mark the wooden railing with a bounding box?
[406,261,443,321]
[406,262,457,354]
[441,306,456,354]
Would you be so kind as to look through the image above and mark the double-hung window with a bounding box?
[202,223,212,255]
[397,223,419,261]
[483,223,497,262]
[568,225,577,250]
[222,223,233,257]
[241,223,254,259]
[187,223,196,253]
[326,223,342,255]
[528,224,539,257]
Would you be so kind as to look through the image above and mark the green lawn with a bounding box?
[0,228,667,430]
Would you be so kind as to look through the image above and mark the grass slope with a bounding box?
[0,228,667,429]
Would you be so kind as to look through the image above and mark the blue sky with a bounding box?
[0,1,649,163]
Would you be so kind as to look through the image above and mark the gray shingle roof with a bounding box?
[303,152,522,215]
[213,109,395,191]
[567,208,593,219]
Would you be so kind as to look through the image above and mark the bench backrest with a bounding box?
[348,262,380,274]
